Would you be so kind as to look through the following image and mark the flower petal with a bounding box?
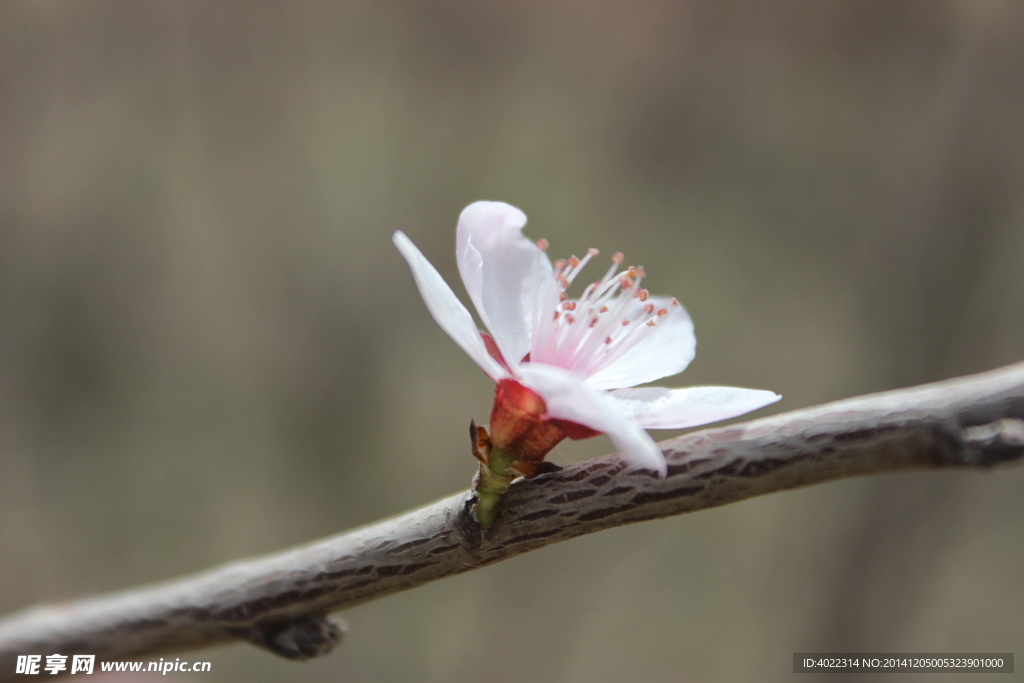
[516,363,667,476]
[393,231,508,381]
[609,386,781,429]
[456,201,556,368]
[585,298,696,390]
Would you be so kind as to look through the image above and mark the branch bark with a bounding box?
[2,362,1024,678]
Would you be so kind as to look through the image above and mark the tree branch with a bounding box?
[2,362,1024,678]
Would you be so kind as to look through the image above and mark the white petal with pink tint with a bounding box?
[583,297,696,390]
[609,386,781,429]
[456,201,553,367]
[393,231,508,381]
[516,364,667,475]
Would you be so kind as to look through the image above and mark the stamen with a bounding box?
[531,240,676,377]
[536,238,549,251]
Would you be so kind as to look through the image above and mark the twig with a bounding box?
[2,362,1023,678]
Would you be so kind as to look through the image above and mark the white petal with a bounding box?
[456,201,556,368]
[393,231,508,381]
[585,298,696,390]
[516,364,667,476]
[609,386,781,429]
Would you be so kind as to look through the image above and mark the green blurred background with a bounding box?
[2,2,1023,681]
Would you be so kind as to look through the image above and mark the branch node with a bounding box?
[960,418,1024,465]
[240,616,346,661]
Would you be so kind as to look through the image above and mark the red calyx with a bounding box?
[488,379,601,463]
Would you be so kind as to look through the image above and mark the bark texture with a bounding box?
[1,362,1023,679]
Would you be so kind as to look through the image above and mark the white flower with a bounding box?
[393,201,780,476]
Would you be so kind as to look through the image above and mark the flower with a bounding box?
[393,201,780,478]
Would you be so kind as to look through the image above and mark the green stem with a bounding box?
[473,447,516,528]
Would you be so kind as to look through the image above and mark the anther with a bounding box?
[536,238,549,251]
[587,248,599,257]
[568,256,580,268]
[565,314,575,324]
[554,259,567,271]
[657,308,668,316]
[562,302,577,310]
[638,290,649,302]
[612,252,624,264]
[599,305,609,313]
[605,336,613,344]
[646,320,657,327]
[644,304,655,314]
[622,318,630,326]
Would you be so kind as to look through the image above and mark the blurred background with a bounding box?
[2,2,1023,681]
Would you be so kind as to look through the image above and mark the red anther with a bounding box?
[670,297,680,306]
[604,336,613,344]
[536,238,549,251]
[562,301,577,310]
[587,247,599,256]
[646,320,657,327]
[638,289,649,301]
[559,292,568,301]
[622,318,630,326]
[644,304,655,314]
[589,318,599,328]
[553,311,560,321]
[657,308,668,316]
[599,305,609,313]
[557,275,570,288]
[554,259,567,271]
[565,314,575,324]
[626,266,637,277]
[618,275,633,288]
[569,256,580,268]
[612,251,624,263]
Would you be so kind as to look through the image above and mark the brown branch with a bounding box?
[2,362,1024,679]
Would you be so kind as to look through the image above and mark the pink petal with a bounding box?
[516,364,667,476]
[393,231,508,381]
[456,201,557,370]
[609,386,781,429]
[585,298,697,390]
